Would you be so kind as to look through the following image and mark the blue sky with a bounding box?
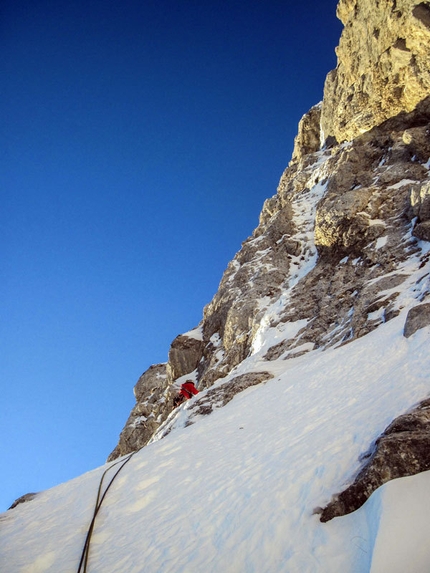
[1,0,341,512]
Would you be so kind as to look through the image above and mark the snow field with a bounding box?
[1,310,430,572]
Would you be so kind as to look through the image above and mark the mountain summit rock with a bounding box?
[321,0,430,144]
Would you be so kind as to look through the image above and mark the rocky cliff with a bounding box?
[321,0,430,144]
[108,0,430,512]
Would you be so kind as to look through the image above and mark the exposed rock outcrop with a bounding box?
[321,0,430,144]
[107,363,169,461]
[320,398,430,521]
[291,104,322,162]
[108,327,206,460]
[411,177,430,240]
[404,302,430,336]
[167,332,205,382]
[8,493,38,511]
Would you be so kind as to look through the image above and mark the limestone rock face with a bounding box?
[107,363,170,461]
[320,399,430,521]
[108,327,207,459]
[321,0,430,144]
[414,220,430,240]
[167,333,205,382]
[291,104,322,162]
[411,178,430,239]
[314,187,375,250]
[133,363,168,402]
[199,205,294,388]
[411,180,430,221]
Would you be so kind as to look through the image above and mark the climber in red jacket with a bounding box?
[180,380,199,399]
[173,380,199,407]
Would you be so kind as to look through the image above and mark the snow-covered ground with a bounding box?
[1,308,430,572]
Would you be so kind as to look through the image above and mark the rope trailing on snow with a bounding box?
[76,453,135,573]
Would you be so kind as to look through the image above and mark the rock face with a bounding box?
[411,177,430,240]
[321,0,430,144]
[167,333,205,382]
[8,493,38,511]
[107,363,169,461]
[291,104,322,162]
[320,399,430,521]
[108,0,430,462]
[108,326,208,459]
[404,302,430,337]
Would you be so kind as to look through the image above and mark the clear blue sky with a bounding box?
[1,0,341,512]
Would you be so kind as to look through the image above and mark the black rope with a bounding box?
[76,453,135,573]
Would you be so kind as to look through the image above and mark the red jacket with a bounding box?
[180,381,199,400]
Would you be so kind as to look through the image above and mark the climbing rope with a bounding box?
[76,452,135,573]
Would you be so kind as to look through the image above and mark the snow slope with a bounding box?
[1,309,430,573]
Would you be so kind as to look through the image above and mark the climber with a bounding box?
[173,380,199,407]
[181,380,199,399]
